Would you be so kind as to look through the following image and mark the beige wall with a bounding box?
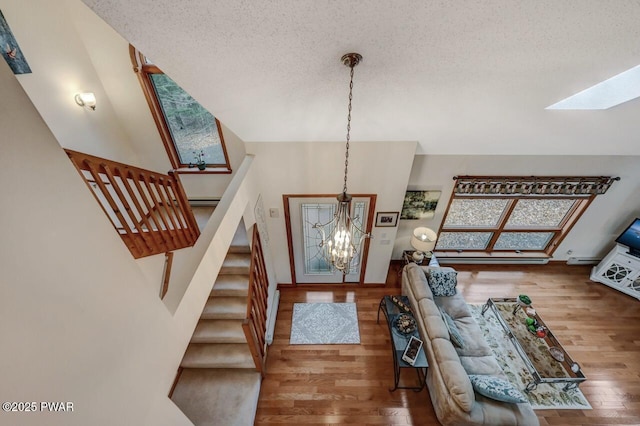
[398,155,640,260]
[246,141,418,284]
[0,29,267,425]
[0,58,190,425]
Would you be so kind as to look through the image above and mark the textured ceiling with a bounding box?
[83,0,640,155]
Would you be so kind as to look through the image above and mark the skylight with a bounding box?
[546,64,640,110]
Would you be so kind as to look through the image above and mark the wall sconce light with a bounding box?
[75,92,96,110]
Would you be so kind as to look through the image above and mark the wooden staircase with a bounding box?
[171,225,265,425]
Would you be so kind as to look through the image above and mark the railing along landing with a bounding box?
[65,149,200,259]
[243,226,269,376]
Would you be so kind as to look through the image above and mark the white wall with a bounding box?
[398,155,640,260]
[246,141,417,284]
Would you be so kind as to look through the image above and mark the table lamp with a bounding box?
[411,227,437,263]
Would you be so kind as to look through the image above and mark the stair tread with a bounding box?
[192,319,246,343]
[171,369,261,426]
[202,296,247,319]
[222,253,251,266]
[228,245,251,254]
[181,343,255,369]
[211,274,249,297]
[220,253,251,274]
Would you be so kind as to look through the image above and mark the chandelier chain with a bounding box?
[343,63,355,195]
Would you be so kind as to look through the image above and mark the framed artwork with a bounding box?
[0,10,31,75]
[400,190,441,220]
[375,211,399,227]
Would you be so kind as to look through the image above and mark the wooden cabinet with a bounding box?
[591,244,640,300]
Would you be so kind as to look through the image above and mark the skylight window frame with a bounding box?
[546,64,640,110]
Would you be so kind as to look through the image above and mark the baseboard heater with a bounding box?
[265,290,280,345]
[188,198,221,207]
[566,257,601,265]
[437,257,550,265]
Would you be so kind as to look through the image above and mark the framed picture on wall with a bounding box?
[400,190,441,220]
[0,10,31,75]
[375,211,399,227]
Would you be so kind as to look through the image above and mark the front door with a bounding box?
[284,195,375,285]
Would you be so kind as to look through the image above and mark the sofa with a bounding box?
[402,261,539,426]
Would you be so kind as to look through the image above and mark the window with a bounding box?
[437,176,619,256]
[130,46,231,173]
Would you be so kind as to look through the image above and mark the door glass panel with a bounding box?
[436,232,493,250]
[348,201,367,275]
[505,199,576,228]
[493,232,554,250]
[443,199,510,228]
[301,203,335,275]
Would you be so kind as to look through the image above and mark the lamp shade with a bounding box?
[411,227,437,253]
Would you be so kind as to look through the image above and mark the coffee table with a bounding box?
[482,297,586,392]
[377,295,428,391]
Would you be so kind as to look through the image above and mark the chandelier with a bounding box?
[314,53,370,274]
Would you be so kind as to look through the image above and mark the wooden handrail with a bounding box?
[65,149,200,258]
[242,226,269,376]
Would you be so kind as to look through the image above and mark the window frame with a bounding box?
[438,195,590,255]
[129,45,231,174]
[435,176,613,256]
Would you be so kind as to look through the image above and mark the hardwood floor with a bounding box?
[255,262,640,425]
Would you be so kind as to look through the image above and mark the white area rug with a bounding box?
[290,302,360,344]
[468,304,591,410]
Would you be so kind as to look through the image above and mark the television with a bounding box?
[615,218,640,258]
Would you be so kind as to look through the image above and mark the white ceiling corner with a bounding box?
[82,0,640,155]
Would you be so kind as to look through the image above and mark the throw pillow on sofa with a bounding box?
[468,375,528,404]
[439,308,465,348]
[426,267,457,296]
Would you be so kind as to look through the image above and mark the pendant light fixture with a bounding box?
[314,53,370,274]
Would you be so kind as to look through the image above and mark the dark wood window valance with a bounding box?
[452,176,620,196]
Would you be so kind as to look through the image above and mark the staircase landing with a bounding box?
[171,369,261,426]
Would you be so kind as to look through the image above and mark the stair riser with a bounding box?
[180,360,255,369]
[201,312,245,320]
[219,265,250,275]
[190,336,246,344]
[228,245,251,254]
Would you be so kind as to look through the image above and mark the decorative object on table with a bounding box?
[469,304,591,409]
[410,227,438,262]
[400,190,441,220]
[401,335,423,366]
[525,317,546,337]
[549,347,565,362]
[390,295,411,313]
[290,302,360,344]
[375,211,399,227]
[571,362,581,373]
[525,307,536,316]
[0,10,32,75]
[395,313,417,334]
[312,53,370,274]
[518,294,532,306]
